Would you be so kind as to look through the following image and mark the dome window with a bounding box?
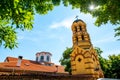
[47,56,50,62]
[40,56,44,62]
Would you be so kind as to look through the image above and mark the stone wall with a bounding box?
[0,73,98,80]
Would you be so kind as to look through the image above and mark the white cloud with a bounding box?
[50,17,74,29]
[93,36,116,45]
[18,35,39,42]
[18,36,24,40]
[49,13,95,29]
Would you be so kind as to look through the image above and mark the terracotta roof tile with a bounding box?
[0,57,65,73]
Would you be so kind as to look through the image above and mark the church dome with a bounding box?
[73,19,85,23]
[36,52,52,63]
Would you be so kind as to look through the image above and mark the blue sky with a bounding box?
[0,4,120,64]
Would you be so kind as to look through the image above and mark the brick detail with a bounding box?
[85,62,93,64]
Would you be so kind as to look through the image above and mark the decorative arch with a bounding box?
[84,51,91,58]
[71,48,84,61]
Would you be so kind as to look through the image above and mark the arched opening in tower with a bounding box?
[79,26,82,31]
[81,35,85,40]
[75,36,78,45]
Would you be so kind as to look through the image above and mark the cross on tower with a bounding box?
[75,15,79,20]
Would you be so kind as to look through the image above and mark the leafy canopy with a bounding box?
[0,0,60,49]
[108,54,120,78]
[0,0,120,49]
[0,20,17,49]
[59,47,72,74]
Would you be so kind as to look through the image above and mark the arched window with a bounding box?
[80,26,82,31]
[76,36,78,45]
[81,35,85,40]
[74,26,77,33]
[40,56,44,62]
[47,56,50,62]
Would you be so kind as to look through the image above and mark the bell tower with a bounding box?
[70,19,104,78]
[72,19,92,49]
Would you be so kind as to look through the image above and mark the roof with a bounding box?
[36,51,52,56]
[0,57,65,73]
[73,19,85,23]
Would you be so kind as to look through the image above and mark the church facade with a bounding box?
[70,19,104,78]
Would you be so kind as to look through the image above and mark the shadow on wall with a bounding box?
[97,78,120,80]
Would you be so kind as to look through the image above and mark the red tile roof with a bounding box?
[0,57,65,73]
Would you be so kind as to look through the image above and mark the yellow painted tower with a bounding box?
[70,19,104,78]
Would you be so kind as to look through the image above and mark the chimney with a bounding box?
[17,56,23,67]
[55,65,58,73]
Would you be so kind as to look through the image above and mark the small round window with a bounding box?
[78,58,81,62]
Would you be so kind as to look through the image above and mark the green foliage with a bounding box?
[59,47,72,74]
[95,47,120,78]
[108,54,120,78]
[94,47,103,58]
[95,47,108,77]
[1,0,120,49]
[0,0,60,49]
[62,0,120,39]
[115,26,120,40]
[94,47,105,73]
[0,20,17,49]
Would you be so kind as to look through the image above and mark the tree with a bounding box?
[95,47,120,78]
[0,0,60,49]
[1,0,120,49]
[94,47,103,58]
[62,0,120,39]
[59,47,72,74]
[108,54,120,78]
[94,47,110,78]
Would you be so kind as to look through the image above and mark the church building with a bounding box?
[0,18,104,80]
[0,52,65,74]
[70,19,104,78]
